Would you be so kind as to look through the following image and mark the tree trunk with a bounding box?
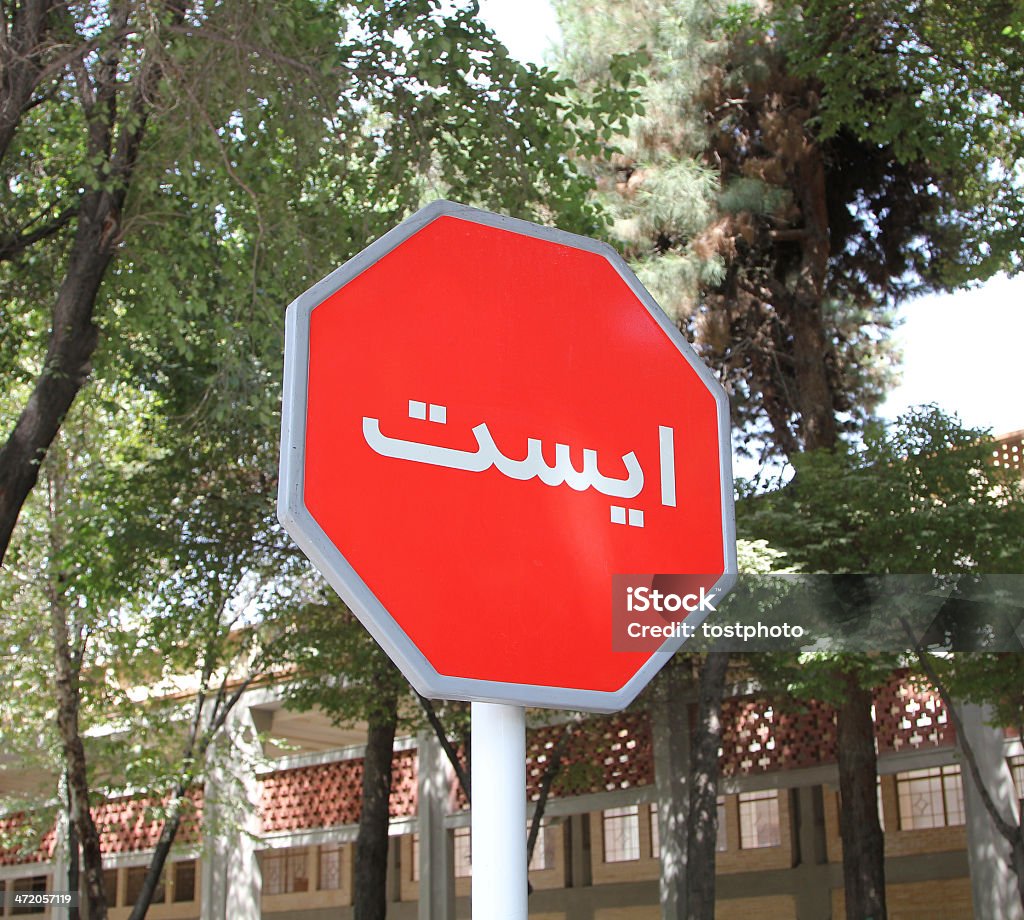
[123,663,250,919]
[0,0,60,163]
[125,791,186,920]
[652,655,692,919]
[418,694,471,800]
[49,596,107,920]
[836,670,887,920]
[1013,833,1024,913]
[686,651,729,920]
[0,189,117,563]
[66,775,80,920]
[0,0,174,565]
[353,695,398,920]
[526,717,579,895]
[787,142,837,453]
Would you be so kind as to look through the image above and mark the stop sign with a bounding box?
[279,201,735,712]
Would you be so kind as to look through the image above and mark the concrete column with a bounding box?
[386,834,401,905]
[651,659,692,920]
[791,785,833,919]
[416,730,454,920]
[200,704,263,920]
[958,702,1023,920]
[565,813,592,889]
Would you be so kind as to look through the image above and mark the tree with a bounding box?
[2,4,640,916]
[742,408,1024,918]
[644,539,790,920]
[913,650,1024,911]
[0,0,635,565]
[274,600,408,920]
[555,0,1024,460]
[557,2,1024,914]
[0,356,301,920]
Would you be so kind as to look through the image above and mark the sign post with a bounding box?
[471,702,527,918]
[278,200,735,916]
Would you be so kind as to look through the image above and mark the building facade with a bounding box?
[3,671,1023,920]
[3,429,1023,919]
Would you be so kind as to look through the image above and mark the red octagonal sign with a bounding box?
[279,201,736,712]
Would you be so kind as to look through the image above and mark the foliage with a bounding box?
[737,407,1024,916]
[0,362,286,808]
[271,598,409,729]
[556,0,1024,457]
[554,0,724,319]
[939,652,1024,745]
[777,0,1024,285]
[2,8,643,910]
[740,407,1024,575]
[0,0,643,565]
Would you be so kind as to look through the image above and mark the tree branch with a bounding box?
[0,203,76,261]
[903,619,1020,843]
[417,692,471,801]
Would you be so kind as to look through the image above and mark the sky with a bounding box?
[478,0,1024,439]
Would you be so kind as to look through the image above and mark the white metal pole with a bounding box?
[471,701,527,919]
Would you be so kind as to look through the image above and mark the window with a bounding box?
[261,847,309,895]
[103,869,119,907]
[897,765,965,829]
[453,826,472,878]
[11,876,47,915]
[126,866,165,906]
[410,833,420,882]
[319,844,343,891]
[739,790,781,849]
[528,820,554,871]
[173,860,196,902]
[649,799,726,857]
[1009,754,1024,801]
[602,805,640,862]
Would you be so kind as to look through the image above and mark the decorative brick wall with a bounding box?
[260,748,417,833]
[992,429,1024,476]
[0,674,962,865]
[93,789,203,854]
[875,672,954,753]
[719,673,954,777]
[531,710,654,798]
[0,790,203,864]
[721,698,837,776]
[0,813,55,866]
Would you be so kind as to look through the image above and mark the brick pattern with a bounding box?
[992,429,1024,476]
[0,813,55,867]
[0,675,958,866]
[391,749,418,817]
[546,711,654,796]
[94,790,203,854]
[719,674,953,777]
[450,711,656,808]
[875,672,954,753]
[1,790,203,864]
[721,698,838,776]
[260,748,417,833]
[460,712,658,804]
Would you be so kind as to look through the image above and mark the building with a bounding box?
[2,430,1022,919]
